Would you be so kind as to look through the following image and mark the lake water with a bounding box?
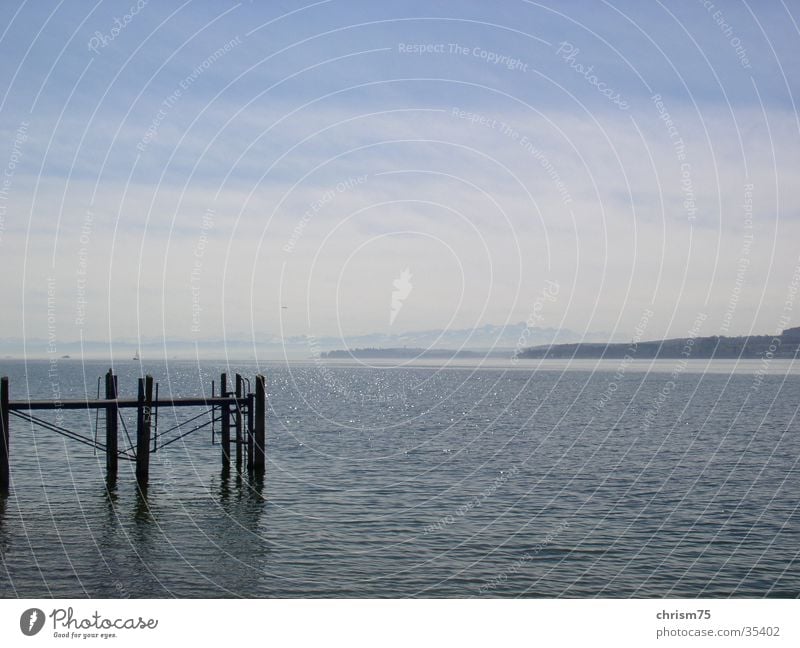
[1,358,798,597]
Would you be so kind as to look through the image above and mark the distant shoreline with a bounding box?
[517,326,800,360]
[321,348,502,359]
[321,326,800,361]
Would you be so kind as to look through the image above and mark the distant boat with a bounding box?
[61,355,70,359]
[133,351,140,361]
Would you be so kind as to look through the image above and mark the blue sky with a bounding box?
[1,0,799,353]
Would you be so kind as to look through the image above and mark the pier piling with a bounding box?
[246,392,254,470]
[221,373,230,467]
[104,370,118,478]
[254,374,265,474]
[1,377,9,492]
[235,374,243,471]
[0,370,264,493]
[136,375,153,487]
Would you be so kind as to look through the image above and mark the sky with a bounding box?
[1,0,799,355]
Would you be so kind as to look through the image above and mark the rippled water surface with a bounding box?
[1,359,798,597]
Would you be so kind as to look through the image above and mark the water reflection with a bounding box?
[0,492,10,555]
[133,485,154,525]
[218,466,231,502]
[104,473,118,501]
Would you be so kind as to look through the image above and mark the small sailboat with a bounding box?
[133,350,140,361]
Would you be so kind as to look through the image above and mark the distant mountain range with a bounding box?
[300,322,603,352]
[0,322,602,359]
[322,347,492,359]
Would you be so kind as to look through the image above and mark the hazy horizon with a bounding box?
[1,1,798,357]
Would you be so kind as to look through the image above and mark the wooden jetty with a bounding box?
[0,371,266,493]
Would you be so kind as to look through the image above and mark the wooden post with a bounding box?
[153,381,159,453]
[136,375,153,487]
[220,373,230,467]
[253,374,266,474]
[1,377,9,492]
[104,370,118,477]
[235,374,243,471]
[246,392,254,470]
